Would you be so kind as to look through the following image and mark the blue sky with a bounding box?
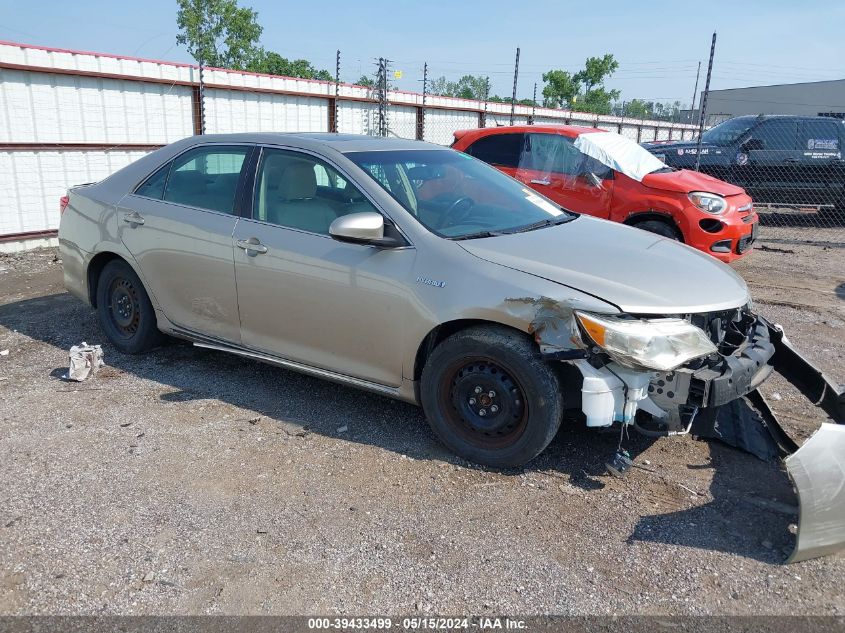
[1,0,843,107]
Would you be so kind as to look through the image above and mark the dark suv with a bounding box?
[644,115,845,210]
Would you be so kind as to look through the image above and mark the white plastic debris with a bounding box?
[66,342,104,382]
[0,349,8,356]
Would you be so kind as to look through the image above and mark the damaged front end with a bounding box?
[529,300,845,563]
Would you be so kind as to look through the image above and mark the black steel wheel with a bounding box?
[421,326,564,468]
[96,259,161,354]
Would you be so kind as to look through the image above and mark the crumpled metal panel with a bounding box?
[786,423,845,563]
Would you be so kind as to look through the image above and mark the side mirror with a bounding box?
[329,212,404,248]
[743,138,764,151]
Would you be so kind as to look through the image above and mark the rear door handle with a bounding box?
[236,238,268,254]
[122,212,145,226]
[530,179,551,185]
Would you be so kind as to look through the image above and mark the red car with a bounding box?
[451,125,758,262]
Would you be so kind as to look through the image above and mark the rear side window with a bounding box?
[163,146,250,214]
[749,119,798,151]
[799,120,841,151]
[135,163,171,200]
[465,133,524,167]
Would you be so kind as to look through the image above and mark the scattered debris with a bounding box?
[65,342,104,382]
[759,244,795,255]
[771,392,782,401]
[0,349,9,357]
[142,571,155,583]
[337,424,348,434]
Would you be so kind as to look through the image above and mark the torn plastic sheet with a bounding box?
[574,131,667,182]
[66,342,104,382]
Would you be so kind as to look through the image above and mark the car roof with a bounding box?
[177,132,447,153]
[455,124,604,140]
[727,114,845,123]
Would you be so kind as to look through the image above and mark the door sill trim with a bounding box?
[190,340,402,399]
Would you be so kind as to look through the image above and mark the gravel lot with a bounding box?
[0,241,843,615]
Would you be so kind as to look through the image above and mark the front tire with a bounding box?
[96,259,161,354]
[420,326,563,468]
[634,219,682,241]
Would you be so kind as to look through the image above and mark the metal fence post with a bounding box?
[510,47,520,126]
[331,49,340,133]
[417,62,427,141]
[695,32,717,172]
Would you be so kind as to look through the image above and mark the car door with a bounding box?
[731,118,800,204]
[516,133,614,219]
[797,118,845,207]
[232,146,416,387]
[118,144,253,344]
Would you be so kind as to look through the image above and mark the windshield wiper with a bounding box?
[506,214,576,234]
[451,229,506,241]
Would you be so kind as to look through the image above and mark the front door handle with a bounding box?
[530,179,551,185]
[236,238,268,254]
[122,212,145,226]
[783,158,801,164]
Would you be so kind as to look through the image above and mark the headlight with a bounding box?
[575,312,717,371]
[688,191,727,214]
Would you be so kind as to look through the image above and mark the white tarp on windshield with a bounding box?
[573,131,666,182]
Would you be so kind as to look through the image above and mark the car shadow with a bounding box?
[0,291,797,563]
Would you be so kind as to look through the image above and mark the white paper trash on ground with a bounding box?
[67,342,104,382]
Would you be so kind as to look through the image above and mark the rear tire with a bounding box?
[420,326,563,468]
[634,219,682,241]
[96,259,162,354]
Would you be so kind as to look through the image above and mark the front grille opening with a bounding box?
[699,218,724,233]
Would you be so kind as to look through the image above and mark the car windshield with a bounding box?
[700,118,755,146]
[344,149,577,239]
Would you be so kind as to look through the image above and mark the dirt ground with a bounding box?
[0,240,843,616]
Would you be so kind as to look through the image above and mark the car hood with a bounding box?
[641,168,745,196]
[458,216,750,314]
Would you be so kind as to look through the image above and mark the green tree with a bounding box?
[176,0,263,69]
[429,75,490,100]
[356,75,375,88]
[252,51,333,80]
[541,70,578,108]
[574,54,619,93]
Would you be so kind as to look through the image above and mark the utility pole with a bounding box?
[529,82,537,124]
[333,49,340,133]
[690,61,701,125]
[510,47,520,125]
[694,33,716,172]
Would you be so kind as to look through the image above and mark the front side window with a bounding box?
[748,119,798,151]
[253,148,379,235]
[465,133,524,167]
[163,146,249,214]
[520,133,612,178]
[701,117,756,146]
[346,149,577,239]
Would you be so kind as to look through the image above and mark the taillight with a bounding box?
[60,195,69,215]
